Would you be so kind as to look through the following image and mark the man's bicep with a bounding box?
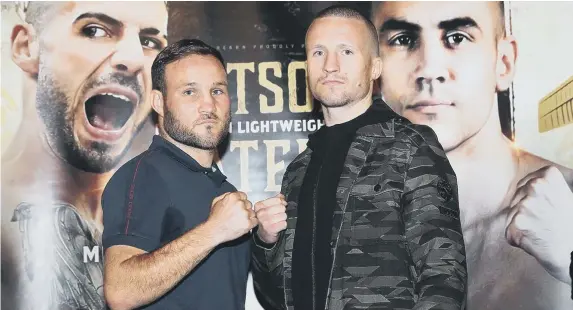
[102,162,166,253]
[105,244,147,266]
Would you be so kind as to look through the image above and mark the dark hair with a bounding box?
[371,1,506,39]
[151,39,225,95]
[312,5,379,56]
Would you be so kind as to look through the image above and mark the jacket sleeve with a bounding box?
[570,251,573,300]
[251,173,290,309]
[402,131,467,309]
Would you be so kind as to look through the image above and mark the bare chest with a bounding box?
[468,243,573,310]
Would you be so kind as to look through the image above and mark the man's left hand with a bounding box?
[506,166,573,285]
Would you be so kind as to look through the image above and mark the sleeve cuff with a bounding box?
[252,230,278,251]
[103,234,157,253]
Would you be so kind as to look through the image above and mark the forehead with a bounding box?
[306,16,369,47]
[374,1,499,32]
[52,1,168,34]
[165,55,227,85]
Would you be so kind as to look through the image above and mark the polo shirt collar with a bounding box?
[150,135,227,185]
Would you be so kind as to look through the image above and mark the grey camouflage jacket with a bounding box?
[252,103,467,310]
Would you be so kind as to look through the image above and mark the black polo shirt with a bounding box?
[102,135,251,309]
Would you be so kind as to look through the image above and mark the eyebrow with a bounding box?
[379,18,421,34]
[181,82,198,88]
[73,12,123,28]
[213,81,228,87]
[310,44,326,50]
[309,43,355,50]
[141,27,168,41]
[180,81,228,88]
[379,16,481,34]
[438,17,480,32]
[74,12,167,40]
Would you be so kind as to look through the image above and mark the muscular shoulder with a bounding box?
[516,149,573,187]
[104,150,165,198]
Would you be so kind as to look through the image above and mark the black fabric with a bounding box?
[102,135,250,310]
[570,251,573,300]
[292,102,389,310]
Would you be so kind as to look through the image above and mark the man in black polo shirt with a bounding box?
[102,39,267,309]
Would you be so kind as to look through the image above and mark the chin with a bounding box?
[433,131,464,153]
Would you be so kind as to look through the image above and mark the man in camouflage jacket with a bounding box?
[251,5,467,310]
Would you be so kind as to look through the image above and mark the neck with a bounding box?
[322,91,373,126]
[4,99,110,230]
[158,130,215,168]
[445,103,518,243]
[446,110,512,168]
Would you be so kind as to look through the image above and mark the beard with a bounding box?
[35,68,142,173]
[310,84,356,109]
[314,90,352,108]
[163,107,230,151]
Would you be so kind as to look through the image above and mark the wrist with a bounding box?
[256,229,278,245]
[197,220,226,246]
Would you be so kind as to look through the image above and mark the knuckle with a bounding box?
[544,166,560,178]
[514,213,528,230]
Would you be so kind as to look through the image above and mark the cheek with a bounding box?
[142,57,155,82]
[40,35,110,91]
[452,47,498,88]
[307,70,320,86]
[380,62,410,99]
[133,99,153,123]
[451,52,497,110]
[216,98,231,114]
[307,61,323,80]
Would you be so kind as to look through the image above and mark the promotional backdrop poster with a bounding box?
[1,1,572,310]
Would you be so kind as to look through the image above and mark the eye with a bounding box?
[183,89,194,96]
[389,34,416,48]
[342,49,353,55]
[313,50,324,57]
[81,25,109,38]
[140,37,162,50]
[444,32,469,48]
[212,89,225,95]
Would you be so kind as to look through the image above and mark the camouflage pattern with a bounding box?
[252,102,467,310]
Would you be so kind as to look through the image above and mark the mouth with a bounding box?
[82,86,139,141]
[195,119,219,126]
[407,100,454,112]
[321,79,345,85]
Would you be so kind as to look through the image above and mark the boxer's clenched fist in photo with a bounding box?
[506,166,573,285]
[254,194,288,244]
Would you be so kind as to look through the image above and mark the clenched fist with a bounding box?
[505,166,573,285]
[208,191,258,244]
[254,193,288,244]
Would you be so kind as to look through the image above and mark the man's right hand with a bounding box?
[208,191,257,244]
[254,194,288,244]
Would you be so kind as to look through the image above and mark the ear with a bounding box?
[11,24,39,76]
[371,56,382,81]
[495,35,518,92]
[151,90,165,117]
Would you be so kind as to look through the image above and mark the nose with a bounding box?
[198,93,216,114]
[110,29,145,75]
[414,40,449,89]
[323,51,339,74]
